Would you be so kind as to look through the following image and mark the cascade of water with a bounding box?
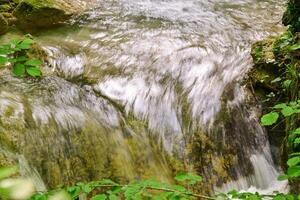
[0,0,289,193]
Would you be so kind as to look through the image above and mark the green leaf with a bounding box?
[0,56,8,65]
[288,43,300,52]
[91,194,107,200]
[16,56,29,62]
[10,39,22,46]
[26,67,41,77]
[287,166,300,178]
[283,80,292,88]
[274,103,287,109]
[13,64,26,76]
[294,138,300,144]
[261,112,279,126]
[292,128,300,135]
[67,186,81,198]
[25,59,43,66]
[109,194,118,200]
[290,152,300,157]
[281,106,296,117]
[271,77,282,83]
[274,194,287,200]
[82,184,93,193]
[0,47,13,55]
[287,156,300,167]
[0,166,18,179]
[16,38,34,50]
[174,172,202,185]
[277,174,289,181]
[94,179,118,186]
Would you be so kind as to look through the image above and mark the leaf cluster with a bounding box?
[0,37,42,77]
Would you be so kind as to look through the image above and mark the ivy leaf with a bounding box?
[91,194,107,200]
[25,59,43,66]
[281,106,296,117]
[13,64,26,76]
[287,156,300,167]
[26,67,41,77]
[261,112,279,126]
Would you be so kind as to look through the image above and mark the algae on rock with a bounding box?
[13,0,86,29]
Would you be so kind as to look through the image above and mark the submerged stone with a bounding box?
[13,0,85,28]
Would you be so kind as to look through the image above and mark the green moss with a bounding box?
[283,0,300,32]
[19,0,55,9]
[0,4,12,12]
[13,0,82,29]
[0,13,8,35]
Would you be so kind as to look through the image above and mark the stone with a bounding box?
[0,13,8,35]
[13,0,86,28]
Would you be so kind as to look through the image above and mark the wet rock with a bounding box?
[0,13,8,35]
[13,0,86,29]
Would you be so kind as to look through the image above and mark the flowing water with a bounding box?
[0,0,290,194]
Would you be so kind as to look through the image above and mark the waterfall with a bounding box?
[0,0,289,193]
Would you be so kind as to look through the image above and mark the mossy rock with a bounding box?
[282,0,300,32]
[13,0,85,29]
[0,4,12,12]
[0,13,8,35]
[246,38,281,99]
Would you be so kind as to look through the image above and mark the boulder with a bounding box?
[0,13,8,35]
[13,0,86,28]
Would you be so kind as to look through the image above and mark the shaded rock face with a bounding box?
[0,13,8,34]
[13,0,85,28]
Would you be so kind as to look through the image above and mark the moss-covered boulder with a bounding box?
[0,13,8,35]
[13,0,85,28]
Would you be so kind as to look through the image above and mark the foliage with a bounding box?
[27,172,300,200]
[0,36,42,77]
[282,0,300,32]
[260,26,300,182]
[0,166,35,200]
